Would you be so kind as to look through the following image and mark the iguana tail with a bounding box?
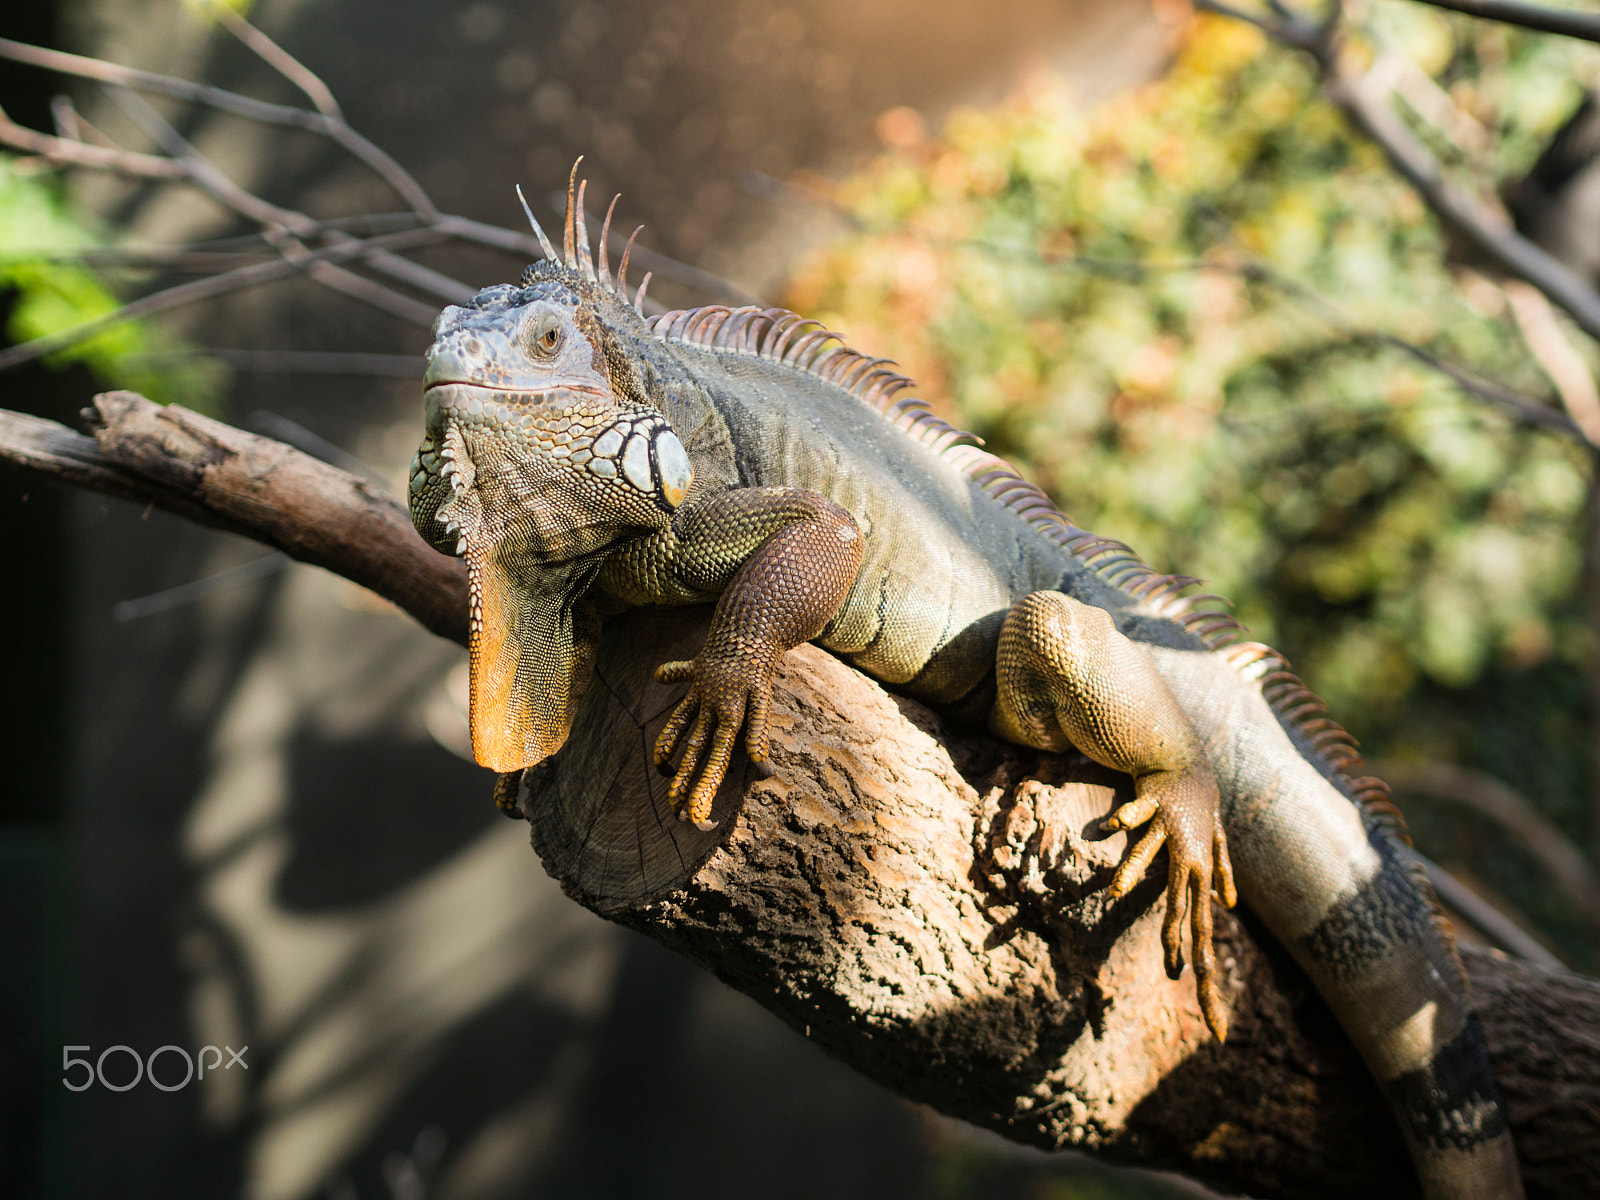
[1148,643,1523,1200]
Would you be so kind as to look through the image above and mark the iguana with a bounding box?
[407,170,1523,1199]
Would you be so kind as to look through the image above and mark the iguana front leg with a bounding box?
[649,486,864,828]
[992,591,1238,1041]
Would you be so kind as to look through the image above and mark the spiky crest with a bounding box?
[514,163,651,311]
[514,184,560,262]
[647,302,1408,841]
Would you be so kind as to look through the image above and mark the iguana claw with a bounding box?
[653,653,775,828]
[1102,772,1236,1042]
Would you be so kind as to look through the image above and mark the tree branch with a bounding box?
[745,168,1597,450]
[0,30,438,218]
[0,392,466,642]
[1379,759,1600,933]
[0,227,446,372]
[1409,0,1600,45]
[2,391,1598,1196]
[1197,0,1600,352]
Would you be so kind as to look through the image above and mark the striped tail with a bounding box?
[1147,644,1524,1200]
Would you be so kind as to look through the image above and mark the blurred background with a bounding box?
[1,0,1597,1197]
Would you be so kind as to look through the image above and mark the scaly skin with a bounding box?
[407,175,1523,1199]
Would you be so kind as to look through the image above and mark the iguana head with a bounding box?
[409,167,691,772]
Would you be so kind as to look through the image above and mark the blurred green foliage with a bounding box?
[0,155,223,406]
[789,11,1597,960]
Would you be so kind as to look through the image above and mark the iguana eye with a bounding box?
[528,316,563,358]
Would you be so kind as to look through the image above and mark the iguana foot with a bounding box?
[991,589,1237,1040]
[652,650,777,829]
[493,769,525,819]
[1102,767,1236,1041]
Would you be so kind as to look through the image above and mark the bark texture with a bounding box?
[5,393,1599,1197]
[522,604,1600,1199]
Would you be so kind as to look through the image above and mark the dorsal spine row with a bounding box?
[647,301,1404,835]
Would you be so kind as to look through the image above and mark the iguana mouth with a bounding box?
[423,381,613,432]
[423,379,611,398]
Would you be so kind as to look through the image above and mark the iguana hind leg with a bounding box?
[991,590,1237,1040]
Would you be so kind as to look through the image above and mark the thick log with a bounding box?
[520,604,1600,1199]
[8,390,472,643]
[4,392,1597,1196]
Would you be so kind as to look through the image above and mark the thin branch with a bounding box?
[48,93,80,141]
[113,551,289,622]
[1420,860,1566,967]
[1408,0,1600,44]
[0,226,445,372]
[0,101,187,180]
[100,83,309,230]
[745,171,1594,449]
[1,34,747,338]
[0,36,437,219]
[96,84,470,307]
[1329,62,1600,340]
[1193,0,1325,47]
[212,5,341,119]
[1380,760,1600,931]
[292,259,443,324]
[127,349,424,377]
[1365,323,1593,442]
[246,409,387,481]
[11,248,277,271]
[0,215,429,267]
[1196,2,1600,352]
[1504,278,1600,440]
[1,95,466,313]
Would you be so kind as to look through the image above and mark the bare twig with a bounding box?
[48,93,80,141]
[212,5,341,119]
[97,84,470,308]
[0,28,759,365]
[1380,760,1600,932]
[1193,0,1324,45]
[1503,279,1600,442]
[745,171,1594,448]
[1,96,462,317]
[0,215,429,267]
[1366,324,1593,442]
[1195,2,1600,351]
[0,36,436,218]
[1409,0,1600,45]
[101,83,305,230]
[246,409,387,480]
[113,551,289,622]
[0,226,445,372]
[0,101,187,180]
[1328,61,1600,342]
[127,349,424,377]
[1421,860,1566,966]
